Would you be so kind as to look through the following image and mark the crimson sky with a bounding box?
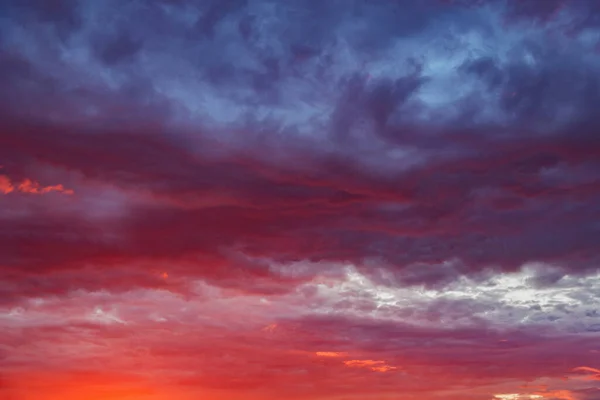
[1,0,600,399]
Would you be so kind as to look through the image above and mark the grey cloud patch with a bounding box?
[330,72,428,144]
[303,265,600,333]
[2,0,599,129]
[92,31,144,66]
[2,0,82,40]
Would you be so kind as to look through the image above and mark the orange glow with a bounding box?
[531,390,576,400]
[314,352,397,372]
[573,366,600,380]
[315,351,348,357]
[262,323,278,333]
[0,174,14,194]
[0,370,247,400]
[1,371,162,400]
[494,394,543,400]
[0,174,73,195]
[493,390,579,400]
[343,359,397,372]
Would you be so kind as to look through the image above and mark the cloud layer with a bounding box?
[1,0,600,399]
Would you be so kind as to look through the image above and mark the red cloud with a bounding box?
[573,367,600,381]
[0,174,73,195]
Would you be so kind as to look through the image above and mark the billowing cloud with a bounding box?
[1,0,600,399]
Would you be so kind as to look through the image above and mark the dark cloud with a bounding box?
[2,96,600,294]
[1,0,82,40]
[92,31,144,66]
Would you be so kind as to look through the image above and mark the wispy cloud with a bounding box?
[0,169,73,195]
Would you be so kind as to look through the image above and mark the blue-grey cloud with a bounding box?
[1,0,600,294]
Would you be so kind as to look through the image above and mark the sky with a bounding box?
[1,0,600,399]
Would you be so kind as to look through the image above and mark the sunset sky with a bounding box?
[1,0,600,399]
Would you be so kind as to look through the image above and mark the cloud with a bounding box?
[1,0,600,399]
[343,359,397,373]
[0,174,73,195]
[573,367,600,381]
[315,351,348,358]
[1,282,598,398]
